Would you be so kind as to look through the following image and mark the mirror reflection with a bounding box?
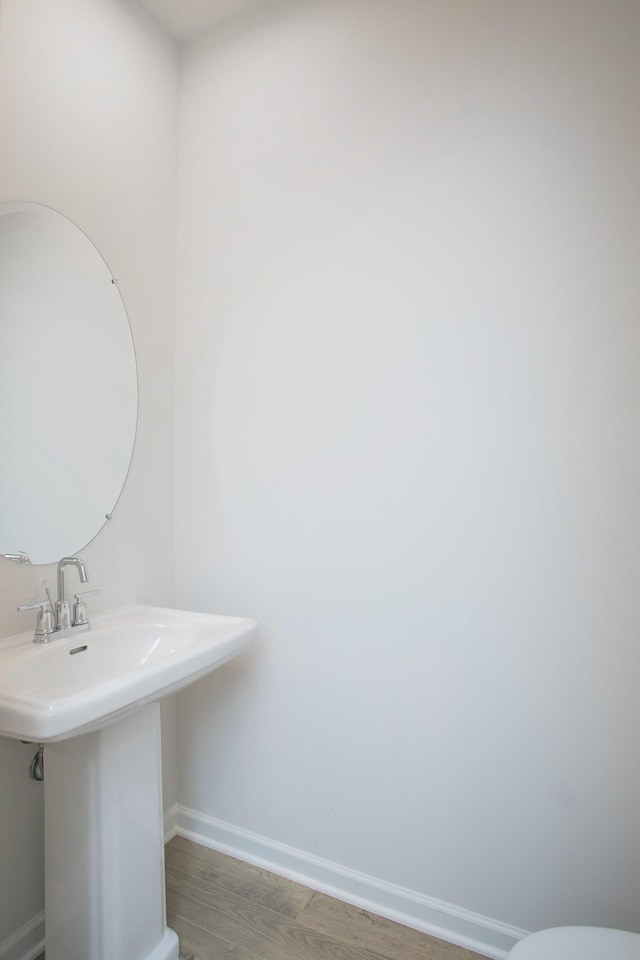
[0,202,138,565]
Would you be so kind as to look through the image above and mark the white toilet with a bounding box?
[508,926,640,959]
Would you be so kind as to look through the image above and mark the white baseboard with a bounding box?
[0,912,44,960]
[5,804,522,960]
[174,805,527,960]
[164,802,179,842]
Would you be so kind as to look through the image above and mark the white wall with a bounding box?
[0,0,178,949]
[175,0,640,942]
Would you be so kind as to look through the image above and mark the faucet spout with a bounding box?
[57,556,89,602]
[56,557,89,629]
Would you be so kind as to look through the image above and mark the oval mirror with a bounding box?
[0,202,138,565]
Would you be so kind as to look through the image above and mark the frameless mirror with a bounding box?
[0,202,138,565]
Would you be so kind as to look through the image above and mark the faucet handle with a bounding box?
[17,599,55,642]
[17,598,51,612]
[72,589,100,627]
[74,589,101,601]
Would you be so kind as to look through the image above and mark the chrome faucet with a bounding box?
[56,557,89,630]
[17,556,100,643]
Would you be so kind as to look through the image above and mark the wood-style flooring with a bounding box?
[166,836,483,960]
[37,835,485,960]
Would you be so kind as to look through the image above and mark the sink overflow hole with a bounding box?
[69,644,88,656]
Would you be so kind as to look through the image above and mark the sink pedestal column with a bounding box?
[44,702,179,960]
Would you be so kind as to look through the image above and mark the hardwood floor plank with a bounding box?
[297,892,483,960]
[169,913,261,960]
[166,836,312,920]
[166,867,393,960]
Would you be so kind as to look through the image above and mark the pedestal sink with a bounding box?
[0,604,258,960]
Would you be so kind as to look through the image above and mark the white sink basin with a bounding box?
[0,603,257,742]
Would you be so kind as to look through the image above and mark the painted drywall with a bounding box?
[0,0,178,949]
[174,0,640,939]
[135,0,271,43]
